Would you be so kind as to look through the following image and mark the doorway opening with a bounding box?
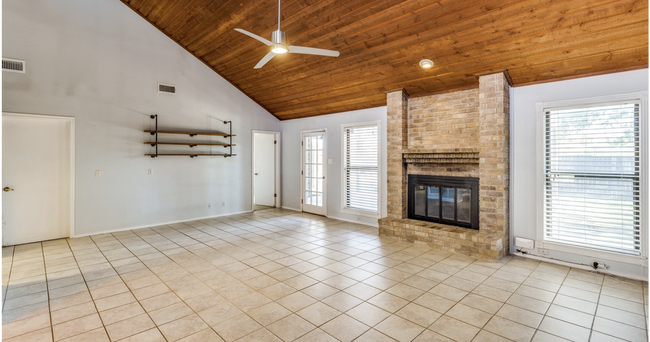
[252,131,280,211]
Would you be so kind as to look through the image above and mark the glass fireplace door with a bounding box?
[408,175,479,229]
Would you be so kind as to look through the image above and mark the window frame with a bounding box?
[340,120,381,217]
[535,92,648,265]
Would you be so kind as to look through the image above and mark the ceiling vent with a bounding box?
[2,58,25,73]
[158,83,176,94]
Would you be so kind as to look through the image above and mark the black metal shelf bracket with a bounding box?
[224,121,232,157]
[150,115,158,158]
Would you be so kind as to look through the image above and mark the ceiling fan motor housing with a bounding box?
[271,30,288,45]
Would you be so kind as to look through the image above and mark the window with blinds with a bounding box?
[543,102,641,255]
[343,123,379,214]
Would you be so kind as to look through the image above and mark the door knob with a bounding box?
[3,187,14,192]
[255,173,258,175]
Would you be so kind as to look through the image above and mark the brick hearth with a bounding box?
[379,72,510,261]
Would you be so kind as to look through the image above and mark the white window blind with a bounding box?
[343,124,379,213]
[544,102,641,255]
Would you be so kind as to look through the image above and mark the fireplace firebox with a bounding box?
[408,175,479,229]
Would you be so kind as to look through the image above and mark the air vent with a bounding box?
[2,58,25,73]
[158,83,176,94]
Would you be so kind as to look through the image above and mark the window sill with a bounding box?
[536,240,647,266]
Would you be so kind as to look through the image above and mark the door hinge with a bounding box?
[274,140,277,144]
[301,141,303,146]
[301,170,303,175]
[274,194,277,197]
[301,199,303,204]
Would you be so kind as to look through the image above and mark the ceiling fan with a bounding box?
[234,0,340,69]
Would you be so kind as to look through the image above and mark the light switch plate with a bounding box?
[95,170,101,177]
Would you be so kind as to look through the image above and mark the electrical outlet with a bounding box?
[538,248,549,256]
[221,202,225,207]
[148,169,153,175]
[208,203,212,209]
[95,170,101,177]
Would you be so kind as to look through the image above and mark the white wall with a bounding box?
[281,107,387,226]
[2,0,280,236]
[511,69,649,279]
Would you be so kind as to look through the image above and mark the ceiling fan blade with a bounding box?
[234,28,272,46]
[254,52,277,69]
[288,46,340,57]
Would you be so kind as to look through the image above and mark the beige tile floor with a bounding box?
[2,209,648,342]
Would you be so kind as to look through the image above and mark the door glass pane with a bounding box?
[414,185,426,216]
[317,165,322,178]
[317,179,323,192]
[312,165,318,179]
[317,151,323,164]
[306,178,312,192]
[305,191,311,205]
[306,150,312,163]
[427,186,440,218]
[316,193,322,207]
[317,136,323,149]
[457,188,471,223]
[442,187,454,220]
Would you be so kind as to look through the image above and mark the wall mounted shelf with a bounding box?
[144,153,237,158]
[144,115,235,158]
[143,130,236,137]
[144,142,235,147]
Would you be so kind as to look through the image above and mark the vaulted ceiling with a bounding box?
[120,0,648,120]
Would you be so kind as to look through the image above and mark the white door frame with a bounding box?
[300,129,327,215]
[251,130,281,210]
[2,112,76,239]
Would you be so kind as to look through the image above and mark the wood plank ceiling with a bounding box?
[120,0,648,120]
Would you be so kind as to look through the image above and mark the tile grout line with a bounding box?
[588,272,606,342]
[528,263,571,341]
[2,245,16,312]
[39,242,58,342]
[62,238,117,341]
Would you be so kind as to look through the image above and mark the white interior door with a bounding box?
[2,114,73,246]
[302,131,326,216]
[253,133,276,207]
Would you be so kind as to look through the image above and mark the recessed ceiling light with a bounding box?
[419,59,434,69]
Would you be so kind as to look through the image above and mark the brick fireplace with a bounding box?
[378,72,510,261]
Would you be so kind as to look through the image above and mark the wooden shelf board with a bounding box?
[144,130,236,137]
[145,154,236,157]
[143,142,235,147]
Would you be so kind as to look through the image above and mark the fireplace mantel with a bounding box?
[403,148,479,165]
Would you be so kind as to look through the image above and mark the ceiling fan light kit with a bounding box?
[234,0,339,69]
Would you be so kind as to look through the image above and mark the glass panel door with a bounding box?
[302,131,326,215]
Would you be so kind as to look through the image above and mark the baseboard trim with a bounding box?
[326,215,379,228]
[513,252,646,282]
[72,210,253,238]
